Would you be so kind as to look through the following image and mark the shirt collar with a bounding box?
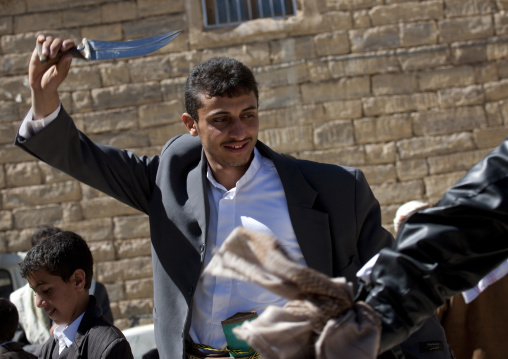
[207,147,262,191]
[53,312,85,348]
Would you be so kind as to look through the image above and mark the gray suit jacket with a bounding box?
[16,107,446,359]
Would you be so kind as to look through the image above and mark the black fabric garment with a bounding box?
[362,137,508,353]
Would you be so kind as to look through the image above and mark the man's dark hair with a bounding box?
[0,298,19,342]
[20,231,93,290]
[31,225,62,247]
[184,57,259,121]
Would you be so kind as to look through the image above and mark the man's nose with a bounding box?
[229,117,245,138]
[35,293,45,308]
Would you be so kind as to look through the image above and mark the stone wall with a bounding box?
[1,0,508,328]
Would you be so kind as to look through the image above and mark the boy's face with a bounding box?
[27,269,87,326]
[183,91,259,175]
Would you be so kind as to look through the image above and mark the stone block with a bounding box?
[117,298,153,318]
[59,218,113,242]
[116,238,152,259]
[128,55,171,83]
[329,53,399,77]
[38,162,72,184]
[439,16,493,43]
[99,62,131,87]
[419,66,475,91]
[452,42,487,64]
[258,126,314,153]
[137,0,185,16]
[0,101,19,123]
[14,13,62,33]
[61,201,83,223]
[495,12,508,35]
[259,85,300,111]
[349,25,399,52]
[372,73,417,96]
[259,104,326,130]
[202,43,270,68]
[323,100,363,120]
[161,77,186,102]
[138,100,182,129]
[427,149,492,175]
[91,82,162,111]
[81,24,123,42]
[322,11,353,31]
[444,0,495,16]
[255,63,308,87]
[400,22,438,47]
[487,41,508,61]
[301,77,370,104]
[0,123,17,145]
[71,90,93,112]
[397,45,451,71]
[365,142,396,164]
[474,127,508,148]
[81,107,138,134]
[412,106,486,136]
[363,93,438,117]
[88,240,115,262]
[0,165,5,189]
[59,66,102,91]
[123,15,186,44]
[313,120,355,149]
[145,122,187,146]
[2,181,81,210]
[369,1,443,26]
[124,278,154,300]
[397,133,475,160]
[104,282,124,302]
[1,33,37,54]
[0,211,13,231]
[270,36,316,64]
[114,215,150,240]
[167,51,203,77]
[12,204,62,230]
[314,31,350,56]
[307,61,332,83]
[396,159,428,181]
[437,85,484,108]
[61,6,102,28]
[360,164,397,185]
[5,162,42,187]
[474,63,498,83]
[353,10,371,28]
[97,256,153,282]
[484,79,508,101]
[0,16,13,36]
[100,1,137,23]
[81,197,140,219]
[4,229,33,252]
[424,171,466,198]
[371,180,424,205]
[0,145,34,165]
[0,53,30,76]
[354,114,412,144]
[26,0,68,12]
[298,146,366,167]
[485,101,505,127]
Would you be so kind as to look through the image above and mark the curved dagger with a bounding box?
[38,30,182,63]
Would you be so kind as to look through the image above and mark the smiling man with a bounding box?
[15,35,451,359]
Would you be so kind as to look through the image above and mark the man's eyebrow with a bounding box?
[29,281,47,290]
[208,106,257,117]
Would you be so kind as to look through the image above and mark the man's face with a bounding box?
[186,91,259,175]
[28,269,85,326]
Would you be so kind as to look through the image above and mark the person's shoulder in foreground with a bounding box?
[19,231,133,359]
[0,298,38,359]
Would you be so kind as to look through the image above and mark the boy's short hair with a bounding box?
[184,57,259,122]
[0,298,19,342]
[20,231,93,290]
[31,225,62,247]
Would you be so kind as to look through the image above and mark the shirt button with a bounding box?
[199,244,205,253]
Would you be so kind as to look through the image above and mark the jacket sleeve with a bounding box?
[101,338,134,359]
[15,106,158,214]
[363,137,508,353]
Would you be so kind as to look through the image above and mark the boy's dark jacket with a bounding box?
[38,296,133,359]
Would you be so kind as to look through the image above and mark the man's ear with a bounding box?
[71,269,86,292]
[182,113,198,137]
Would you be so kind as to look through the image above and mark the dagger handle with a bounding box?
[37,40,88,63]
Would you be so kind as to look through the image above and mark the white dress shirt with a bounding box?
[189,147,306,349]
[53,312,85,354]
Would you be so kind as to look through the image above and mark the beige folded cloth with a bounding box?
[205,227,381,359]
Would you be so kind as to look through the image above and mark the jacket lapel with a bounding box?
[256,142,333,277]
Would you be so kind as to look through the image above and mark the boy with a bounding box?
[0,298,37,359]
[19,231,133,359]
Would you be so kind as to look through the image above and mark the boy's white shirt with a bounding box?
[20,105,61,139]
[53,312,85,354]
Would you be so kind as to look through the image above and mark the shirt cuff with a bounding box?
[19,104,61,139]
